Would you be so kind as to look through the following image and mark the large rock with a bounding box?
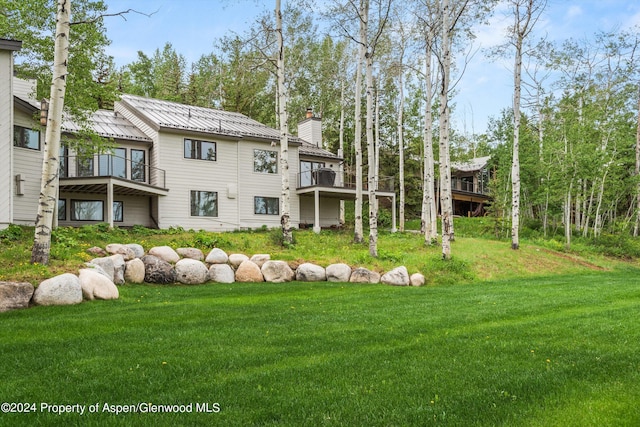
[410,273,425,287]
[109,254,126,285]
[124,258,146,283]
[175,259,208,285]
[105,243,135,261]
[250,254,270,268]
[349,267,381,284]
[32,274,83,306]
[78,269,119,300]
[208,264,235,283]
[326,263,352,282]
[229,253,249,268]
[0,281,34,312]
[261,261,295,283]
[205,248,229,264]
[235,260,264,282]
[381,266,410,286]
[148,246,180,263]
[90,257,115,282]
[125,243,145,259]
[83,263,111,281]
[141,255,176,284]
[296,263,326,282]
[86,246,107,257]
[177,247,204,261]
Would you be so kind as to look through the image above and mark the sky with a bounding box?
[102,0,640,136]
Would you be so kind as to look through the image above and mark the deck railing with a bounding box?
[297,169,395,193]
[59,154,166,189]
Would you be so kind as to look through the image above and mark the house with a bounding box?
[450,155,491,217]
[1,39,396,233]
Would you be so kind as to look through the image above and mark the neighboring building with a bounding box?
[450,155,491,217]
[1,39,396,233]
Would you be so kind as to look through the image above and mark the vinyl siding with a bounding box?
[11,111,43,225]
[0,51,13,228]
[299,197,341,227]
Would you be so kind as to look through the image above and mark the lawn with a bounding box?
[1,271,639,426]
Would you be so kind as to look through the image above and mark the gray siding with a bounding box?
[0,51,13,228]
[11,110,43,225]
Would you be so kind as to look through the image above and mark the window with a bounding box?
[77,148,94,177]
[71,200,103,221]
[184,139,216,161]
[113,201,123,222]
[59,146,68,178]
[131,149,146,182]
[57,199,66,221]
[190,191,218,217]
[99,148,126,178]
[254,196,279,215]
[254,149,278,174]
[300,160,325,186]
[13,126,40,150]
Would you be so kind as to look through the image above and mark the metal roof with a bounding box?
[120,94,304,144]
[299,144,341,160]
[452,155,491,172]
[62,110,152,142]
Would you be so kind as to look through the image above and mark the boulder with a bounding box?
[78,269,119,300]
[141,255,176,284]
[83,263,112,281]
[175,259,208,285]
[381,266,410,286]
[249,254,270,268]
[125,243,145,259]
[326,263,352,282]
[105,243,136,261]
[205,248,229,264]
[229,253,249,268]
[32,273,83,306]
[208,264,235,283]
[261,260,295,283]
[86,246,107,257]
[235,260,264,282]
[0,281,34,312]
[177,247,204,261]
[90,257,115,282]
[410,273,425,287]
[124,258,146,283]
[296,263,326,282]
[148,245,180,263]
[349,267,381,284]
[109,254,126,285]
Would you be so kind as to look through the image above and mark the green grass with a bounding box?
[1,272,640,426]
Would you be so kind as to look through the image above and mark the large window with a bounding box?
[254,149,278,174]
[77,147,94,177]
[71,200,103,221]
[99,148,126,178]
[300,160,325,186]
[13,126,40,150]
[113,201,123,222]
[59,146,68,178]
[57,199,66,221]
[190,191,218,217]
[184,139,216,161]
[254,196,279,215]
[131,149,146,182]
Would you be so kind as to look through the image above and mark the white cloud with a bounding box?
[566,5,583,20]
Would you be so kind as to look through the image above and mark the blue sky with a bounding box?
[103,0,640,135]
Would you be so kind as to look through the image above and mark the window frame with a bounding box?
[253,149,278,174]
[70,200,104,221]
[184,138,217,161]
[254,196,279,215]
[13,125,41,150]
[190,190,218,217]
[57,199,67,221]
[131,149,146,182]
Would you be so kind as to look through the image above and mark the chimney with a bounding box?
[298,108,322,148]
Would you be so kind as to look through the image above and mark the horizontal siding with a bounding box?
[59,193,154,228]
[12,109,43,225]
[0,52,13,226]
[300,197,341,227]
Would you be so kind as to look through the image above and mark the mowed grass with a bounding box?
[2,272,640,426]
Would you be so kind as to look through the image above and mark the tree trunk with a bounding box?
[353,0,366,244]
[31,0,71,265]
[276,0,292,245]
[398,60,405,233]
[634,83,640,237]
[365,3,378,258]
[339,79,346,226]
[511,12,524,250]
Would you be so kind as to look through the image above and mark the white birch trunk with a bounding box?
[276,0,292,244]
[353,0,366,244]
[422,41,437,245]
[398,62,405,233]
[364,2,378,257]
[339,79,346,226]
[31,0,71,265]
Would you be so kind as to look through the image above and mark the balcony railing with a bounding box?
[59,154,166,189]
[297,169,395,193]
[451,176,488,195]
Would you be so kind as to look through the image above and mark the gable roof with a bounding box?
[452,155,491,173]
[119,94,304,144]
[62,110,152,143]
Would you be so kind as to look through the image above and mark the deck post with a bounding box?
[313,188,321,233]
[106,180,113,228]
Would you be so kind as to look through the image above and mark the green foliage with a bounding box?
[0,224,26,242]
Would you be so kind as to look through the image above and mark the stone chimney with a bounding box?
[297,108,322,148]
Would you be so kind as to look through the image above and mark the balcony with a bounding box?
[297,169,395,193]
[451,176,489,196]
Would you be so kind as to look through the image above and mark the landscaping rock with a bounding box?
[141,255,176,284]
[0,281,34,312]
[105,243,135,261]
[90,257,115,282]
[87,246,107,257]
[109,254,126,285]
[410,273,425,287]
[381,266,410,286]
[32,273,82,306]
[208,264,235,283]
[177,247,204,261]
[326,263,352,282]
[205,248,229,264]
[261,260,295,283]
[84,263,112,281]
[148,246,180,263]
[235,260,264,282]
[124,258,146,283]
[175,259,208,285]
[125,243,145,259]
[349,267,381,284]
[296,263,326,282]
[228,253,248,268]
[250,254,270,268]
[78,269,119,300]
